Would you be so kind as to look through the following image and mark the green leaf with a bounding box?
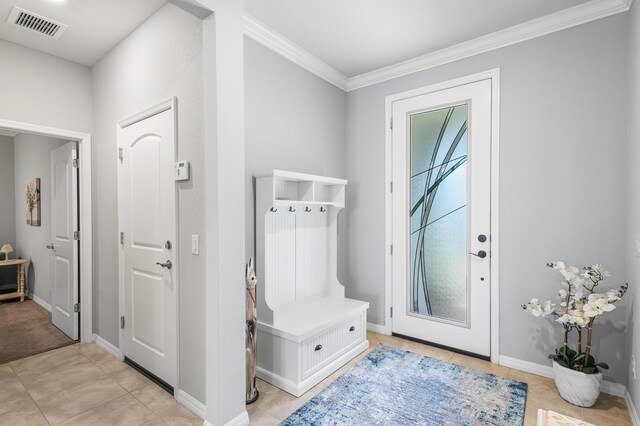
[571,354,586,368]
[582,367,597,374]
[596,362,609,370]
[556,347,577,360]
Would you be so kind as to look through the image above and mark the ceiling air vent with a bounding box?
[6,6,67,39]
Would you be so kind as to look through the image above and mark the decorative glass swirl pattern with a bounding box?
[409,104,468,324]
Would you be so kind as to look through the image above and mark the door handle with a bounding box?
[469,250,487,259]
[156,260,172,270]
[46,243,59,250]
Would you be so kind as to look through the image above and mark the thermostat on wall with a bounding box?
[175,161,190,181]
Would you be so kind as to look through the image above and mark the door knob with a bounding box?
[469,250,487,259]
[46,243,59,250]
[156,260,172,270]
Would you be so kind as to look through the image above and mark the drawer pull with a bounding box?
[314,344,323,351]
[349,326,356,332]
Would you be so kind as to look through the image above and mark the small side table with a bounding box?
[0,259,29,302]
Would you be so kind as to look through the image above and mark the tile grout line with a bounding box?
[83,344,176,424]
[34,348,120,425]
[8,361,52,425]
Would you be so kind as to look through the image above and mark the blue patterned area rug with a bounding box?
[281,345,527,426]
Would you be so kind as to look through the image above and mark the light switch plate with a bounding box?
[191,235,199,255]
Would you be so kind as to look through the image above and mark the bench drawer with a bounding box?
[301,312,365,379]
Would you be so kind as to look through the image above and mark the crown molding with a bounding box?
[243,0,632,93]
[243,14,348,91]
[347,0,632,91]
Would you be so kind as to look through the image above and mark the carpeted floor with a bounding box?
[0,299,76,364]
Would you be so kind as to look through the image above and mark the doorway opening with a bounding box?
[0,118,93,365]
[384,69,501,362]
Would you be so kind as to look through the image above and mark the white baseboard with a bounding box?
[206,410,249,426]
[601,380,627,398]
[93,333,124,361]
[175,389,205,419]
[626,390,640,426]
[499,355,555,380]
[499,355,625,397]
[27,292,51,312]
[366,322,391,335]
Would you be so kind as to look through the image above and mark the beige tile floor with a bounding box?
[0,332,631,425]
[0,343,202,425]
[247,331,633,426]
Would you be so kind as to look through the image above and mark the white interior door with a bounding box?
[118,107,177,387]
[391,79,492,357]
[50,142,79,340]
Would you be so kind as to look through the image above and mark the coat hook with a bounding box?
[320,206,326,212]
[289,206,296,212]
[270,207,277,212]
[305,207,311,212]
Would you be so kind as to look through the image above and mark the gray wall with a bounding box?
[346,15,630,384]
[0,136,16,248]
[0,40,92,134]
[91,3,206,402]
[244,37,348,280]
[13,133,68,304]
[627,1,640,413]
[0,136,16,285]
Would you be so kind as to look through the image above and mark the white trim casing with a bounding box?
[626,390,640,426]
[27,292,51,312]
[176,390,206,419]
[243,14,348,91]
[384,69,501,362]
[242,0,632,92]
[0,118,93,344]
[93,333,124,361]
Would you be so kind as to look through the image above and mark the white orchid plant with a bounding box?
[523,262,628,374]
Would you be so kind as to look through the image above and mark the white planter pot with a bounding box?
[552,360,603,407]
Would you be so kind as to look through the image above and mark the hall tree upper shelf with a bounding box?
[270,169,346,207]
[255,170,369,397]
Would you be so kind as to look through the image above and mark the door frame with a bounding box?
[0,118,93,344]
[384,68,501,362]
[116,96,179,393]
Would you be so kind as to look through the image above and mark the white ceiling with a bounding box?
[0,0,167,66]
[244,0,590,77]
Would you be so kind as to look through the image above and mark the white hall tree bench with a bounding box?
[255,170,369,397]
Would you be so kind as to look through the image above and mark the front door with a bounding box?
[391,79,492,357]
[50,142,79,340]
[118,106,177,387]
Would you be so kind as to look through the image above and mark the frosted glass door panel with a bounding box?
[409,104,468,324]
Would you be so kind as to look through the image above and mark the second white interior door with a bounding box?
[391,78,492,357]
[118,105,177,387]
[50,142,79,340]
